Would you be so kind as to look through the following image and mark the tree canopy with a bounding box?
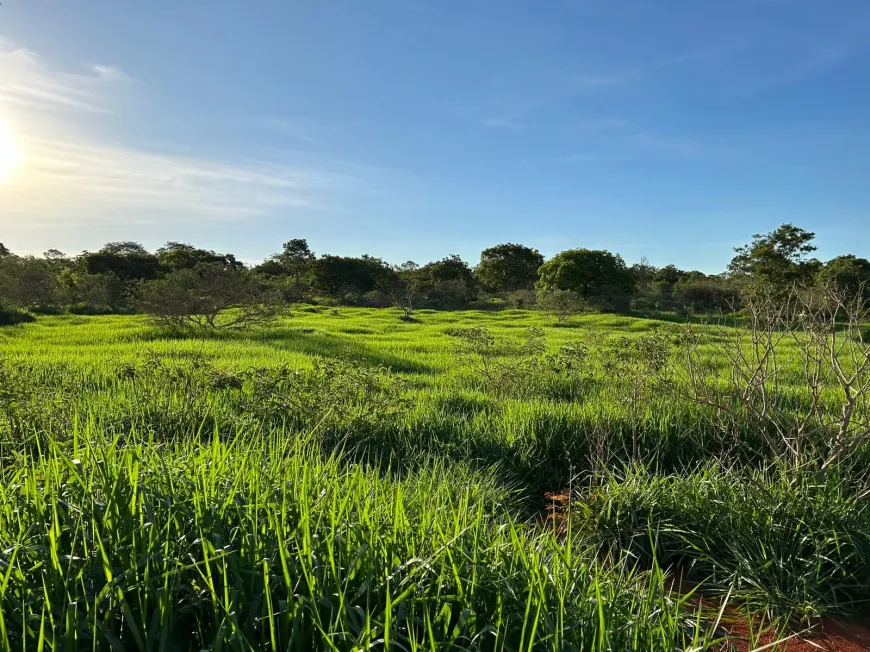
[156,242,242,272]
[728,223,819,286]
[537,248,634,309]
[819,254,870,295]
[475,243,543,292]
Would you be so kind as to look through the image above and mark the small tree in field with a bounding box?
[537,288,587,322]
[136,264,285,331]
[375,262,419,321]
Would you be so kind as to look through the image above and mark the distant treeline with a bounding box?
[1,223,868,323]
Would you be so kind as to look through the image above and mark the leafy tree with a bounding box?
[424,255,476,284]
[536,248,634,311]
[728,223,819,286]
[136,264,284,330]
[819,255,870,296]
[475,243,544,292]
[629,256,656,289]
[375,264,420,320]
[672,274,740,313]
[537,288,587,322]
[0,256,61,310]
[99,241,150,256]
[59,269,128,314]
[43,249,69,264]
[255,239,316,285]
[83,242,162,283]
[412,255,479,309]
[0,242,12,257]
[157,242,242,272]
[278,239,315,286]
[653,265,685,286]
[310,255,396,301]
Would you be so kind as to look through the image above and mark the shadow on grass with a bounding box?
[131,325,435,374]
[258,328,435,374]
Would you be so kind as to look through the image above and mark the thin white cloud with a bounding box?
[480,116,525,130]
[574,51,714,87]
[730,46,853,95]
[0,38,347,228]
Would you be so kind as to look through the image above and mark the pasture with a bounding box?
[1,308,868,651]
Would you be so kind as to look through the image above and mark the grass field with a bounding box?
[1,308,869,651]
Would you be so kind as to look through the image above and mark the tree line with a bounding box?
[1,224,868,327]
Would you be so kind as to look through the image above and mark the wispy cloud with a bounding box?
[453,98,544,131]
[730,45,854,95]
[0,38,349,227]
[574,50,714,86]
[479,116,525,130]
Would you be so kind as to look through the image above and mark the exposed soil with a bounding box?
[541,490,572,538]
[540,489,870,651]
[724,617,870,651]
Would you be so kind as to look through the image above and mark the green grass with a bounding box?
[1,307,868,650]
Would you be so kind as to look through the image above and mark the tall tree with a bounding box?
[408,255,479,309]
[728,223,818,286]
[99,241,150,256]
[157,242,242,271]
[537,248,634,310]
[310,254,395,300]
[819,254,870,296]
[83,242,162,282]
[278,239,315,286]
[475,243,544,292]
[0,242,10,257]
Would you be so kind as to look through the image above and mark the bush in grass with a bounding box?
[136,263,286,331]
[451,325,593,400]
[505,288,538,309]
[0,306,35,326]
[537,288,588,322]
[242,357,410,435]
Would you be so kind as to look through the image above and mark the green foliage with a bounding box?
[537,288,588,321]
[0,432,719,651]
[408,255,479,309]
[0,307,35,326]
[475,243,544,292]
[672,274,740,313]
[819,254,870,296]
[135,264,285,330]
[310,254,397,301]
[587,465,870,622]
[537,248,634,311]
[156,241,243,271]
[0,255,61,310]
[1,285,870,647]
[83,242,163,283]
[728,223,819,287]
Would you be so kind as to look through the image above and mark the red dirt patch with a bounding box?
[542,490,571,537]
[725,616,870,651]
[538,490,870,651]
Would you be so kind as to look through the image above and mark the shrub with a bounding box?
[537,288,588,321]
[505,289,538,309]
[136,264,286,331]
[0,306,35,326]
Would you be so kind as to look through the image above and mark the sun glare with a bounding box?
[0,118,22,183]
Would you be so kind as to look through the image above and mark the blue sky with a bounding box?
[1,0,868,271]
